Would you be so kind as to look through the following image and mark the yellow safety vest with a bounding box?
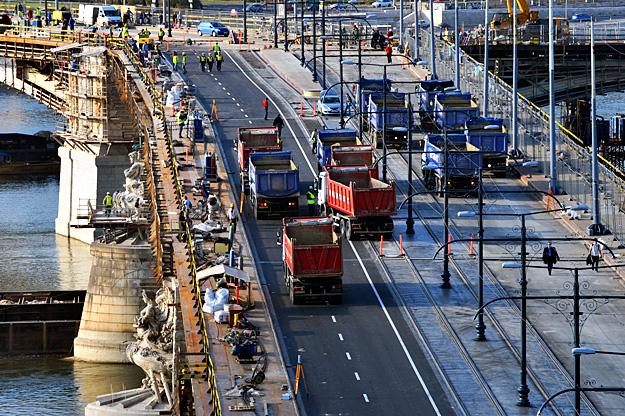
[182,55,187,64]
[103,195,114,207]
[173,55,179,64]
[216,54,223,61]
[307,192,315,204]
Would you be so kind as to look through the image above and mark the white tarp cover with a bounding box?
[197,264,250,282]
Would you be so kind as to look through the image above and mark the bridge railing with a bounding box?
[414,36,625,243]
[111,36,222,414]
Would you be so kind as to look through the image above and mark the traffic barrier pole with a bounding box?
[154,68,157,84]
[185,149,188,165]
[547,189,553,210]
[183,32,185,42]
[172,104,175,116]
[314,101,316,115]
[300,101,303,116]
[448,233,452,254]
[470,234,474,255]
[236,281,240,304]
[209,40,212,50]
[167,40,169,51]
[248,40,250,51]
[379,235,384,256]
[400,235,403,255]
[239,33,242,51]
[240,193,245,214]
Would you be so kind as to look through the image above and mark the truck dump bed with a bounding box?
[434,92,479,129]
[316,129,358,168]
[325,166,396,217]
[331,145,378,179]
[424,134,483,178]
[238,127,281,171]
[283,217,343,279]
[249,152,299,197]
[418,79,455,113]
[368,93,409,130]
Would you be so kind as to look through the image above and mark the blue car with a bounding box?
[197,21,230,37]
[571,13,592,22]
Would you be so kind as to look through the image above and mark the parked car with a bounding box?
[246,4,264,13]
[306,3,320,11]
[197,21,230,37]
[372,0,393,7]
[329,2,348,9]
[571,13,592,22]
[230,8,243,17]
[318,90,343,115]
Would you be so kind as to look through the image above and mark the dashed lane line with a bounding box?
[338,333,343,341]
[346,352,352,361]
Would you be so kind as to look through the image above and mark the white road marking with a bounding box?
[363,394,369,403]
[227,92,231,96]
[232,97,236,100]
[338,333,343,341]
[249,120,253,124]
[245,115,249,118]
[237,103,240,106]
[218,82,222,85]
[224,49,315,174]
[240,108,245,112]
[223,87,226,90]
[354,372,360,381]
[349,240,443,416]
[346,352,351,360]
[331,316,336,323]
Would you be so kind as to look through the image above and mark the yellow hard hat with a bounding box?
[230,203,235,207]
[182,52,186,55]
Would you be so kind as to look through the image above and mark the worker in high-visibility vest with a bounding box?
[103,192,114,216]
[306,186,316,216]
[177,109,188,138]
[215,51,223,72]
[182,51,187,74]
[122,24,129,39]
[207,53,214,72]
[158,27,164,42]
[199,53,206,72]
[172,51,179,72]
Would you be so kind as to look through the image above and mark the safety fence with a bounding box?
[414,35,625,244]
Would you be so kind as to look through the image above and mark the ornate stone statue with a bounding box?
[127,287,175,406]
[114,151,147,218]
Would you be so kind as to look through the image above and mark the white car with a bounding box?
[372,0,393,7]
[318,90,342,115]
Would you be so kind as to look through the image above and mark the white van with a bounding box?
[78,4,122,27]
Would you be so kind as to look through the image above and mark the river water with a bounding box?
[0,86,143,415]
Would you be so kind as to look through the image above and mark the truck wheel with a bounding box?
[345,220,354,241]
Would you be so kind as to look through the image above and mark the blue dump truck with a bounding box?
[315,129,359,171]
[465,117,509,178]
[417,79,455,126]
[434,92,480,130]
[357,78,391,131]
[249,152,299,219]
[421,134,482,196]
[367,92,411,149]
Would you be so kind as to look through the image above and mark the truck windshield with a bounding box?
[104,10,119,16]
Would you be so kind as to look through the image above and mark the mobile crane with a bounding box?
[491,0,569,41]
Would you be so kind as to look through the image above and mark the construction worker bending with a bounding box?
[306,186,316,216]
[177,108,188,138]
[228,203,238,233]
[103,191,114,216]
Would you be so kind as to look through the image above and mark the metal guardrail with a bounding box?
[412,35,625,244]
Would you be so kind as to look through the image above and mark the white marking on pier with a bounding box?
[338,333,343,341]
[363,394,369,402]
[354,372,360,381]
[346,352,351,360]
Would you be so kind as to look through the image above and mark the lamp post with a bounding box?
[429,0,436,79]
[394,96,414,234]
[441,129,451,287]
[454,0,460,88]
[284,0,289,51]
[482,0,489,117]
[244,0,248,43]
[274,0,278,48]
[312,1,317,81]
[301,0,305,66]
[321,2,326,87]
[414,0,420,61]
[339,21,345,128]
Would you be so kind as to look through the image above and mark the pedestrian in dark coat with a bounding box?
[542,241,560,275]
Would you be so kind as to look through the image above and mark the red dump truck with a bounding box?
[318,166,396,240]
[282,217,343,305]
[331,145,378,179]
[237,127,282,190]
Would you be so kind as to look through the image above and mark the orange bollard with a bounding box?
[379,235,384,256]
[400,235,403,255]
[236,281,240,304]
[183,32,185,42]
[326,39,329,51]
[248,40,251,52]
[186,149,188,165]
[301,101,303,116]
[239,34,242,51]
[209,40,212,50]
[547,189,553,210]
[314,101,317,115]
[167,40,169,51]
[172,103,175,116]
[448,233,452,254]
[154,68,157,84]
[470,234,474,255]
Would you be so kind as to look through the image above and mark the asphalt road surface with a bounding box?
[167,45,457,416]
